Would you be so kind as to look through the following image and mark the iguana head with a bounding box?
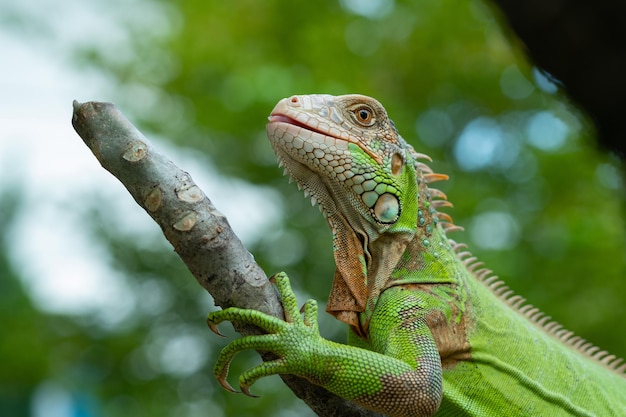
[267,94,420,235]
[266,94,451,330]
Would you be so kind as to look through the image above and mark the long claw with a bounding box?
[217,377,239,393]
[241,385,259,398]
[207,319,226,337]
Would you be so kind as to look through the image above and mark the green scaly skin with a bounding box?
[207,94,626,417]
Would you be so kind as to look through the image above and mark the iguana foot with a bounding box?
[206,272,321,396]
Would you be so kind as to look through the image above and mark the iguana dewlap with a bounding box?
[207,94,626,417]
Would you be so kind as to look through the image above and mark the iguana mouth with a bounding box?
[268,114,329,137]
[268,112,382,164]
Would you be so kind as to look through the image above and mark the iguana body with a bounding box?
[207,94,626,416]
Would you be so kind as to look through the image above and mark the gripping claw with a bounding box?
[207,318,226,337]
[241,385,259,398]
[217,377,239,393]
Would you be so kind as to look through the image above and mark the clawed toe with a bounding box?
[241,385,259,398]
[207,319,226,337]
[217,377,238,393]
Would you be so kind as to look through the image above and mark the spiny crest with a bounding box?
[413,151,625,376]
[449,239,626,376]
[411,151,463,234]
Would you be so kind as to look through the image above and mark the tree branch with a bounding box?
[71,100,379,417]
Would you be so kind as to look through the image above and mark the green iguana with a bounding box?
[207,94,626,416]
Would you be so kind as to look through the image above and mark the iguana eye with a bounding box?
[354,106,374,126]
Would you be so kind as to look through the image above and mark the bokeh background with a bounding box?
[1,1,624,416]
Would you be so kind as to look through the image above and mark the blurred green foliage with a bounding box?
[2,0,625,416]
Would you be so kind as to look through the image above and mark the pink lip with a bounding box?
[267,114,293,124]
[268,111,383,164]
[268,113,330,137]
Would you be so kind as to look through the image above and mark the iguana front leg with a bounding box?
[207,273,443,417]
